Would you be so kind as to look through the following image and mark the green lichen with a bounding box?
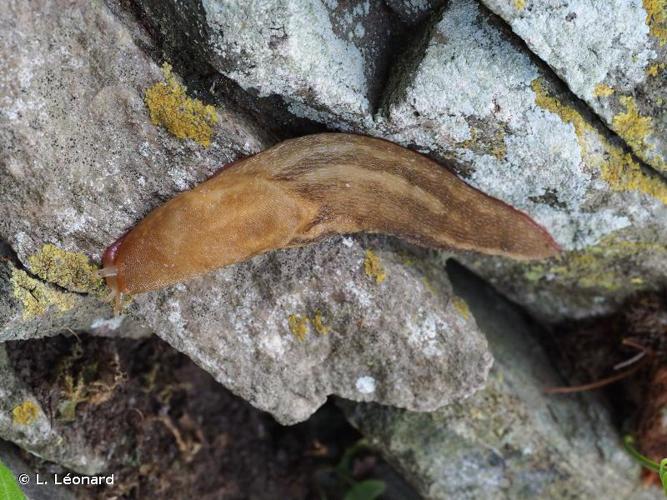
[10,268,76,320]
[644,0,667,46]
[27,244,103,293]
[531,78,667,205]
[12,400,40,426]
[364,250,386,284]
[145,63,218,147]
[522,237,667,291]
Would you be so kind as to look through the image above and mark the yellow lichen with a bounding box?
[10,268,76,319]
[531,78,667,205]
[288,314,309,341]
[27,244,103,293]
[312,310,329,335]
[646,62,665,76]
[452,296,470,320]
[514,0,526,10]
[612,96,654,154]
[145,63,218,147]
[593,83,614,97]
[523,237,667,290]
[644,0,667,46]
[363,250,386,284]
[12,400,40,426]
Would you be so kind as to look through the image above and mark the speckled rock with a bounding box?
[481,0,667,175]
[341,262,662,499]
[0,0,493,424]
[133,236,492,424]
[0,345,104,475]
[374,0,667,320]
[136,0,401,128]
[153,0,667,320]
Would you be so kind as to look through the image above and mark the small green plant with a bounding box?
[317,440,386,500]
[624,435,667,495]
[0,458,26,500]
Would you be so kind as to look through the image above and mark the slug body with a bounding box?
[103,133,559,297]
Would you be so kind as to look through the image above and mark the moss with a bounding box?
[612,96,654,154]
[145,63,218,147]
[27,244,103,293]
[363,250,386,284]
[531,78,667,205]
[312,310,329,335]
[644,0,667,46]
[288,314,309,341]
[10,267,76,319]
[523,237,667,290]
[12,400,40,426]
[452,296,470,320]
[593,83,614,97]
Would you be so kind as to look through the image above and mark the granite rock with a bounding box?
[481,0,667,174]
[374,0,667,320]
[0,0,493,425]
[341,262,662,499]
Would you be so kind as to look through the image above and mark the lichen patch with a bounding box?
[593,83,614,97]
[644,0,667,46]
[312,310,329,335]
[612,96,654,155]
[10,267,77,319]
[28,243,103,293]
[144,63,218,147]
[531,78,667,205]
[12,400,40,426]
[288,314,309,341]
[363,250,386,284]
[452,296,470,320]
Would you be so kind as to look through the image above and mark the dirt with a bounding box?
[5,334,415,499]
[549,290,667,485]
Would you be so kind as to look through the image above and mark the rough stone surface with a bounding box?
[0,345,104,475]
[133,236,493,424]
[342,262,662,499]
[138,0,402,127]
[481,0,667,174]
[143,0,667,320]
[0,0,493,424]
[373,0,667,319]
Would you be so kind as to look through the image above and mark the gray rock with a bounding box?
[134,237,492,424]
[137,0,401,128]
[0,345,104,475]
[342,262,661,499]
[146,0,667,321]
[481,0,667,175]
[375,0,667,320]
[0,0,493,424]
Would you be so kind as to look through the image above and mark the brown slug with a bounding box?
[101,133,559,301]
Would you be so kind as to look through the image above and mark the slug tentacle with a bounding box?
[103,133,560,295]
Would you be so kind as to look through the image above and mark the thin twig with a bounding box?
[544,363,644,394]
